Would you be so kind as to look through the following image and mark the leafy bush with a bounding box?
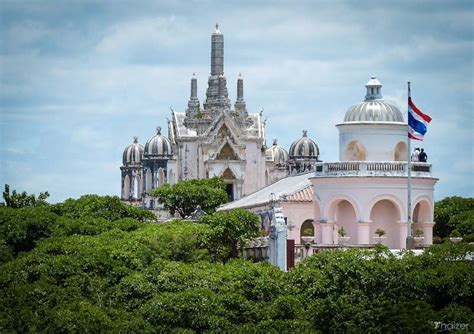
[50,194,155,222]
[152,177,228,218]
[199,209,260,262]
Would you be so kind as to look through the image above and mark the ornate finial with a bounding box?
[239,72,242,78]
[273,138,277,146]
[133,136,138,143]
[192,72,196,77]
[215,22,219,31]
[303,129,308,137]
[156,126,161,135]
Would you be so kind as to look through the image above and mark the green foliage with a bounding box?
[434,196,474,238]
[415,228,424,237]
[2,184,50,208]
[375,227,386,237]
[51,194,155,222]
[152,177,227,218]
[1,191,473,333]
[0,206,57,254]
[199,209,260,262]
[302,228,313,236]
[337,226,347,237]
[450,229,461,238]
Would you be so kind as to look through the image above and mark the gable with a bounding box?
[216,143,238,160]
[222,167,236,179]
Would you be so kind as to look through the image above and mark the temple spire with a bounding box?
[234,73,247,116]
[211,23,224,76]
[204,24,230,112]
[186,73,200,116]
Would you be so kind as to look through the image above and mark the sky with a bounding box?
[0,0,473,203]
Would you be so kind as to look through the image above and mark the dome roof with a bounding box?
[266,139,289,166]
[144,126,173,158]
[343,76,404,123]
[123,136,144,165]
[289,130,319,160]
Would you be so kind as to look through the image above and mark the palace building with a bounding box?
[120,25,320,209]
[220,76,438,249]
[120,25,438,249]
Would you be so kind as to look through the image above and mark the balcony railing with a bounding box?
[314,161,432,177]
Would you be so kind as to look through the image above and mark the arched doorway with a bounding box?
[222,168,236,202]
[413,200,433,244]
[370,200,401,248]
[327,199,358,244]
[334,200,358,244]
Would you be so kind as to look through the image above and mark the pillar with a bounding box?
[321,220,335,245]
[358,221,371,244]
[420,222,435,245]
[398,221,408,249]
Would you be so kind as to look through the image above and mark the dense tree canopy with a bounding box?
[199,208,261,262]
[2,184,50,208]
[434,196,474,239]
[0,191,473,332]
[152,177,228,218]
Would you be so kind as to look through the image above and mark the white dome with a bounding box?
[144,126,173,158]
[266,139,289,166]
[343,77,404,123]
[122,137,144,165]
[289,130,320,160]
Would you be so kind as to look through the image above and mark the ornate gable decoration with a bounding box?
[216,142,239,160]
[221,167,236,179]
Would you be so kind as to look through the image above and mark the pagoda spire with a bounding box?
[234,73,247,116]
[211,23,224,76]
[186,73,200,116]
[204,23,230,112]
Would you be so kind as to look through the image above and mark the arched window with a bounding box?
[158,168,165,187]
[345,141,367,161]
[168,169,175,184]
[394,141,407,161]
[300,220,315,243]
[145,169,152,193]
[133,176,139,199]
[123,174,131,199]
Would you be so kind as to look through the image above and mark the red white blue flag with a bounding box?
[408,97,431,141]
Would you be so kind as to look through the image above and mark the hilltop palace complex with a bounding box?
[121,25,438,249]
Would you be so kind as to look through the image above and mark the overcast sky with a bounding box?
[0,0,473,203]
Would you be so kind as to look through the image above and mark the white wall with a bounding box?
[337,123,407,162]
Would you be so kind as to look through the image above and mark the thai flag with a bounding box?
[408,97,431,141]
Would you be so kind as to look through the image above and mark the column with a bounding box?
[420,222,435,245]
[358,221,371,244]
[321,220,335,245]
[397,221,408,249]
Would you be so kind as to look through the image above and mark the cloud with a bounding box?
[0,0,472,202]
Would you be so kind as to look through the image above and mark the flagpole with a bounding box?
[407,81,413,248]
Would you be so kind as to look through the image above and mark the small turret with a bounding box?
[234,73,248,116]
[186,73,200,116]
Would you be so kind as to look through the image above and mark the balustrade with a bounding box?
[315,161,431,177]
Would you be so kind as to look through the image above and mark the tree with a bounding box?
[199,209,260,262]
[434,196,473,238]
[2,184,50,208]
[50,195,155,222]
[152,177,228,218]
